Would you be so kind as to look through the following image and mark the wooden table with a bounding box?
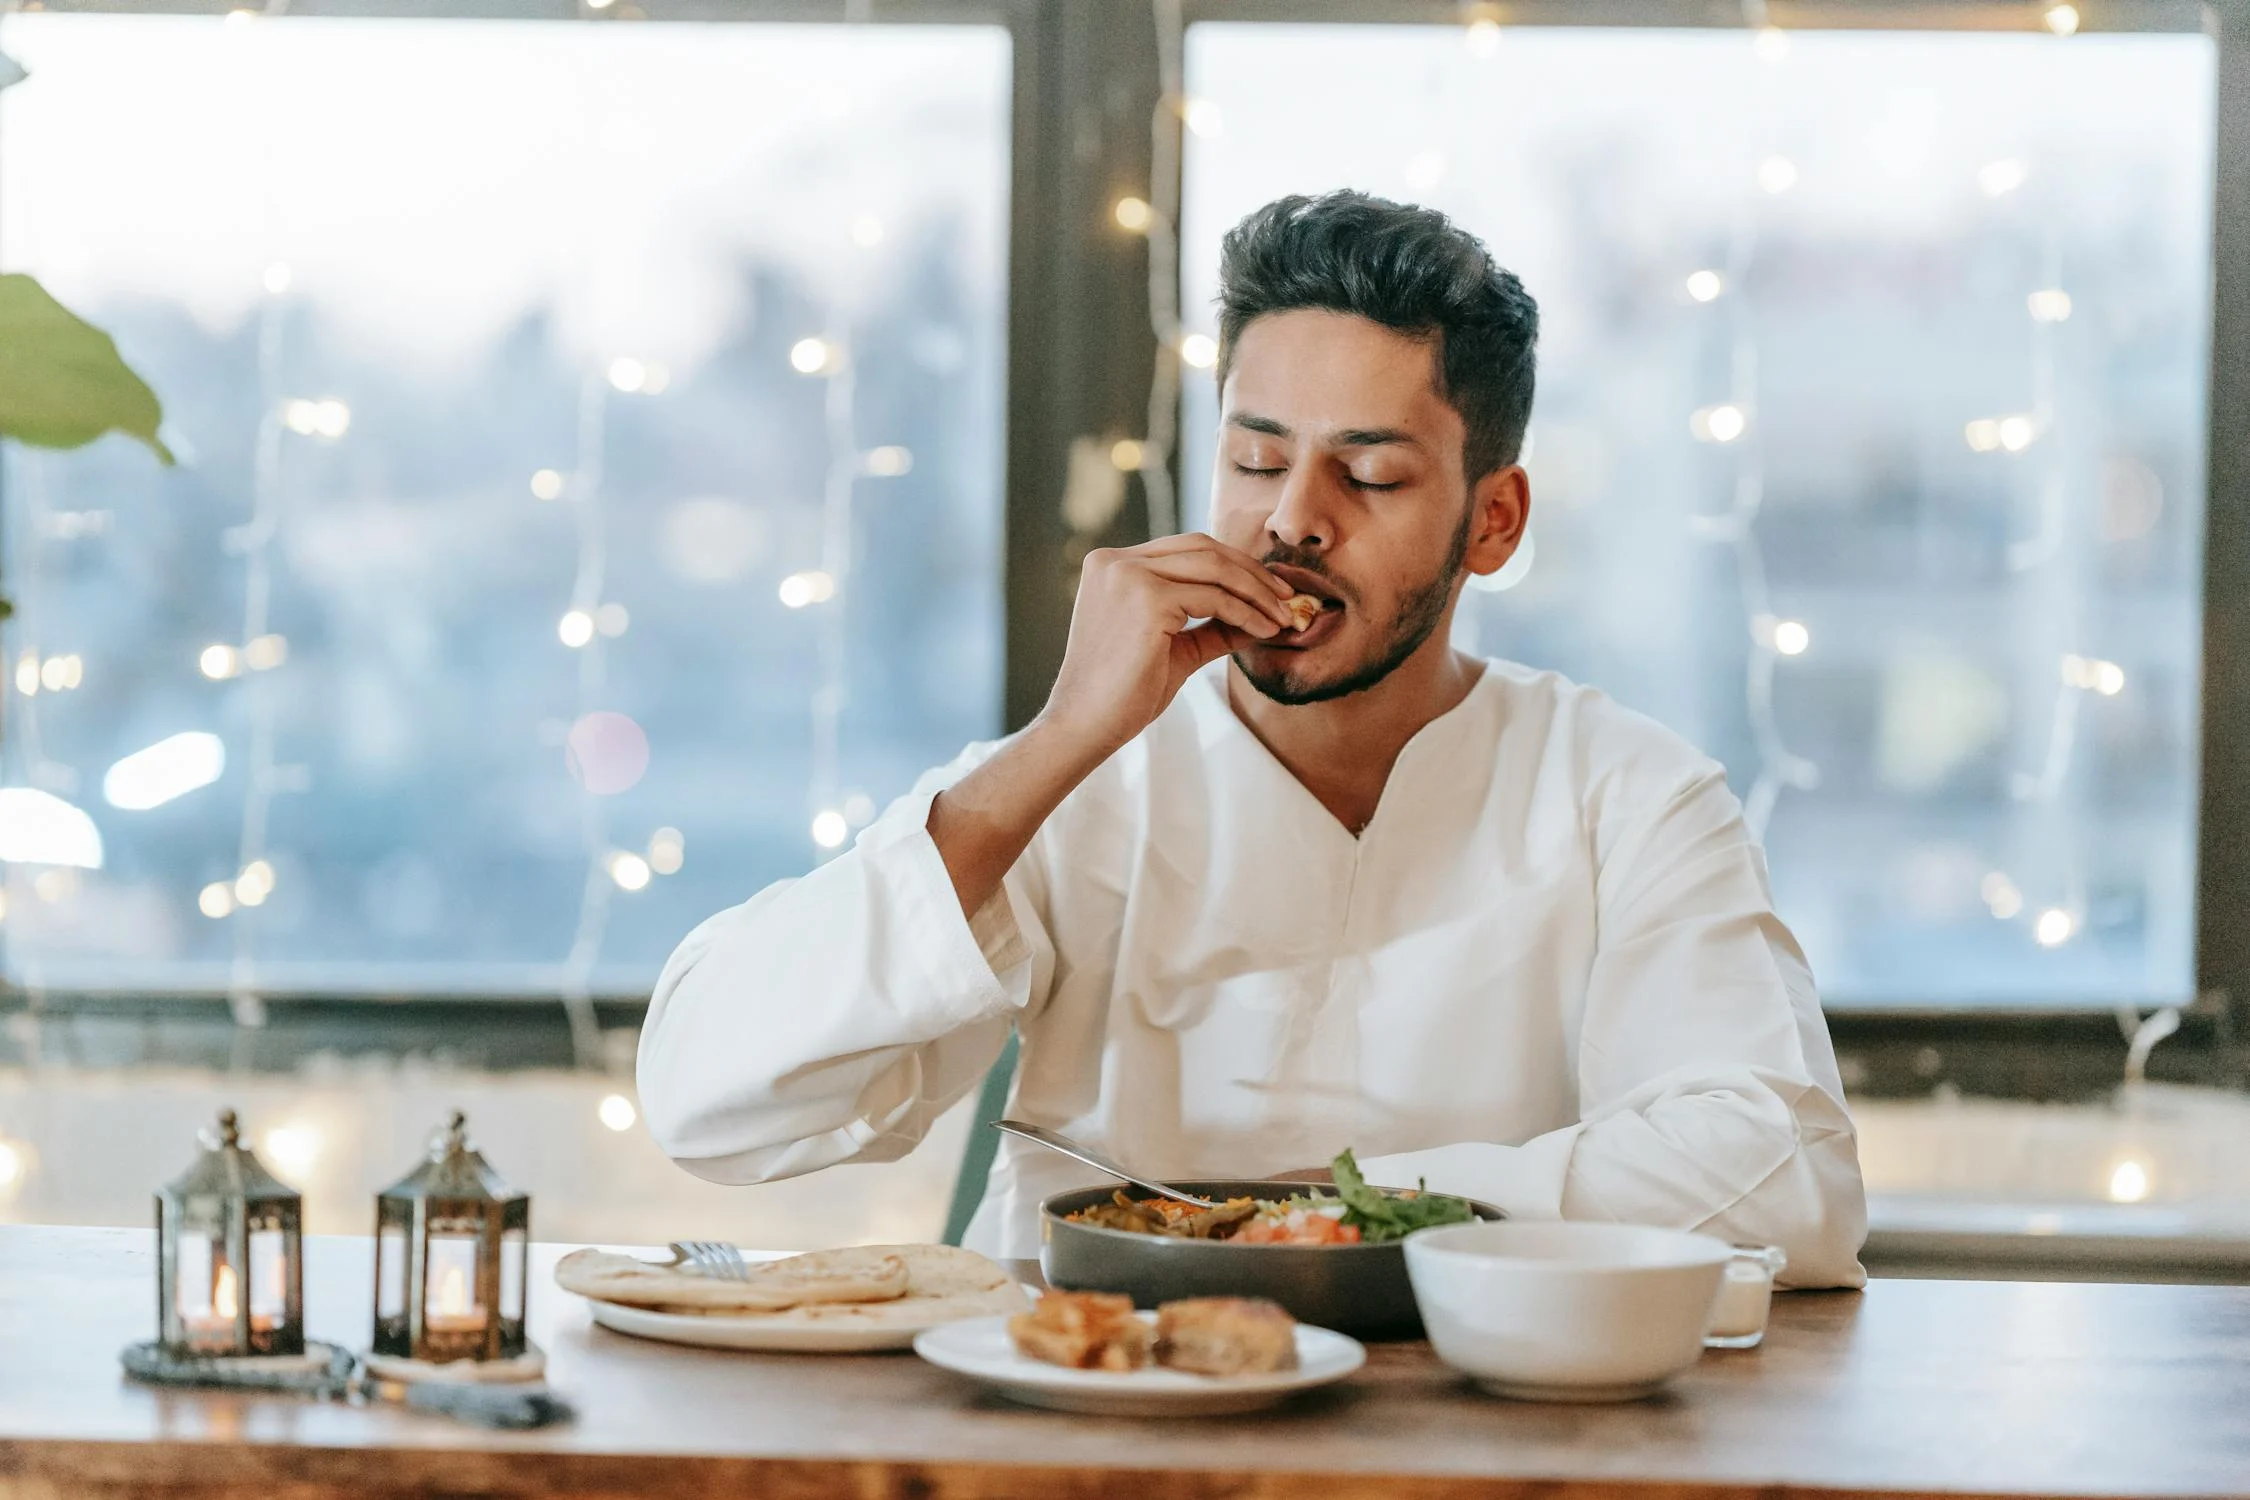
[3,1226,2248,1499]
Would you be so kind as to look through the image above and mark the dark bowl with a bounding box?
[1039,1179,1504,1342]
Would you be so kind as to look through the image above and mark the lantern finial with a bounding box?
[216,1109,240,1148]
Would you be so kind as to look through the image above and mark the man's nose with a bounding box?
[1265,466,1333,551]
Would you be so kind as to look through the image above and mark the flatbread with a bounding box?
[1281,593,1322,631]
[883,1243,1017,1298]
[554,1245,910,1312]
[644,1245,1027,1328]
[652,1279,1028,1328]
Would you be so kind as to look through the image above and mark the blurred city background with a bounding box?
[0,5,2241,1278]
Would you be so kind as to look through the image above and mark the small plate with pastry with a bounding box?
[557,1243,1028,1354]
[912,1291,1364,1416]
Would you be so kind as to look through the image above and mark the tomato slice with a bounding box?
[1234,1210,1365,1246]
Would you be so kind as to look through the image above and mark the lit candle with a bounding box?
[426,1266,487,1333]
[182,1260,239,1350]
[424,1238,488,1335]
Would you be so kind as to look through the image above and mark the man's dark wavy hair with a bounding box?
[1216,191,1539,482]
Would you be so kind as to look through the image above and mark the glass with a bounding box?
[1704,1244,1788,1349]
[376,1226,408,1321]
[172,1233,232,1352]
[0,13,1010,996]
[246,1226,287,1332]
[1182,23,2214,1008]
[423,1228,488,1343]
[500,1226,528,1325]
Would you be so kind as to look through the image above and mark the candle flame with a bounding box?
[213,1263,239,1320]
[436,1265,468,1317]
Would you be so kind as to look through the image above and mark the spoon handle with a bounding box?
[992,1120,1216,1209]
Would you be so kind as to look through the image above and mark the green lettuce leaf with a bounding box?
[1329,1148,1475,1243]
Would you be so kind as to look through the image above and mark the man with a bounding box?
[640,191,1868,1287]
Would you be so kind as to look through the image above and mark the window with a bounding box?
[1182,22,2216,1009]
[0,12,1011,995]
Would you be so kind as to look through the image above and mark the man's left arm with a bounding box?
[1360,769,1869,1289]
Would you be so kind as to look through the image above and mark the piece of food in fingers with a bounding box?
[1279,593,1323,631]
[1008,1290,1152,1371]
[1154,1297,1300,1375]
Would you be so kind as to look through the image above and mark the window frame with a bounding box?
[1163,0,2250,1092]
[3,0,2246,1098]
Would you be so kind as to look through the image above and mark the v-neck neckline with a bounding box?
[1193,659,1495,844]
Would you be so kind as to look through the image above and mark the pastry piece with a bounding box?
[1154,1297,1299,1375]
[554,1244,908,1312]
[1280,593,1323,631]
[1008,1291,1152,1371]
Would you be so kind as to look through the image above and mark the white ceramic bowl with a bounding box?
[1403,1221,1732,1402]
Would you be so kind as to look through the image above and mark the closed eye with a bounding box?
[1348,477,1404,492]
[1232,462,1285,478]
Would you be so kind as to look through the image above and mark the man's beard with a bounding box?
[1232,502,1472,707]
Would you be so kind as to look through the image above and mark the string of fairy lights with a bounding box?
[1682,0,1824,853]
[1688,1,2113,953]
[1114,0,2112,956]
[0,0,2150,1050]
[0,0,905,1054]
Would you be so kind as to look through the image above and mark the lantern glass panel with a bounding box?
[421,1216,490,1358]
[173,1231,227,1346]
[500,1227,526,1325]
[247,1229,285,1331]
[376,1224,407,1320]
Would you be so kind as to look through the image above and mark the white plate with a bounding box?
[913,1314,1365,1416]
[587,1296,981,1353]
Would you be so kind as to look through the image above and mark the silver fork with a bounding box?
[668,1239,750,1280]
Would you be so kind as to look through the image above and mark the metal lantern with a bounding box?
[156,1108,305,1358]
[372,1110,529,1363]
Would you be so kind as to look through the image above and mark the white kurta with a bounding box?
[638,659,1868,1287]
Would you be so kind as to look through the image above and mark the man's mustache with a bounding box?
[1259,543,1358,605]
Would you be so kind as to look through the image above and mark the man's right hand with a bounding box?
[926,534,1293,921]
[1037,533,1297,759]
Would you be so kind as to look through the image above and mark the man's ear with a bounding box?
[1464,464,1530,579]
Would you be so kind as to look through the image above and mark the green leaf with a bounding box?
[1332,1148,1418,1240]
[1328,1148,1476,1243]
[0,273,172,464]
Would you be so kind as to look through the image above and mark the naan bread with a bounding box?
[554,1244,910,1312]
[884,1243,1018,1298]
[654,1278,1028,1328]
[642,1244,1027,1327]
[1281,593,1322,631]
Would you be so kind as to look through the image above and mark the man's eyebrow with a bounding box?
[1334,427,1419,449]
[1227,414,1422,450]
